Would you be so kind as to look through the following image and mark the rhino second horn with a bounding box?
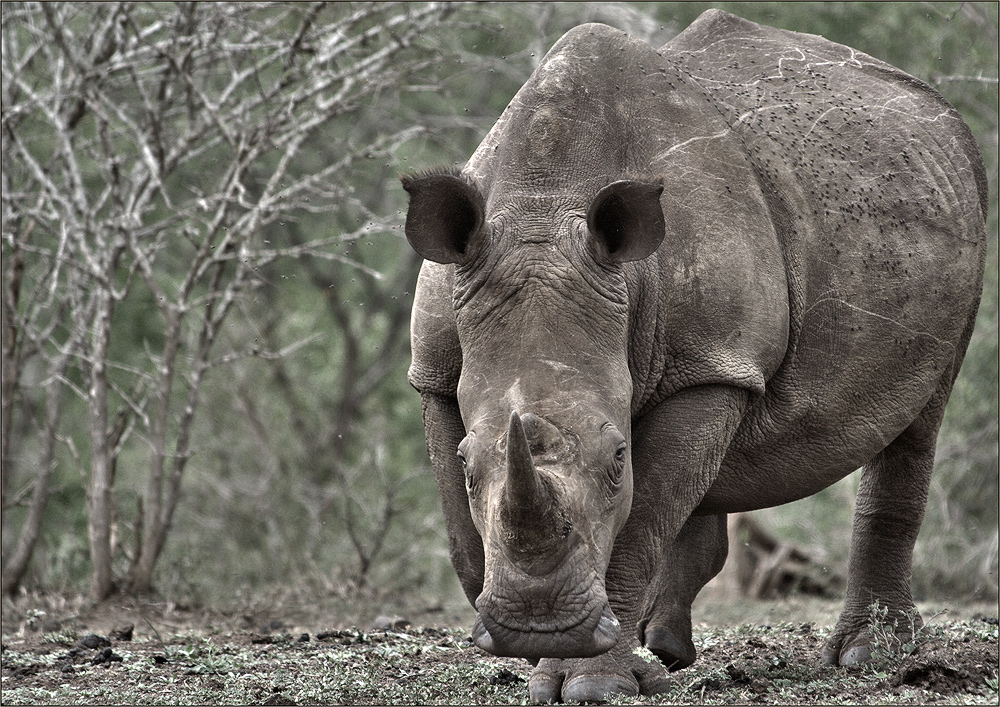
[520,412,568,460]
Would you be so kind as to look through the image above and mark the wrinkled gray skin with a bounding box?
[403,10,987,704]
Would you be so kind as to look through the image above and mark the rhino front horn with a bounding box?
[503,411,559,547]
[505,411,546,509]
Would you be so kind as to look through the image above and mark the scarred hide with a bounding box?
[404,9,986,705]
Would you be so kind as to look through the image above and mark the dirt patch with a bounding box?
[2,596,997,704]
[889,638,998,696]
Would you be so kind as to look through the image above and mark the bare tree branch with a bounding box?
[2,0,459,598]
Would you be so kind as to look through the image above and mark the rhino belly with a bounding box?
[695,297,964,513]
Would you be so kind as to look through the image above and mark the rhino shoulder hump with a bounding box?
[664,9,767,52]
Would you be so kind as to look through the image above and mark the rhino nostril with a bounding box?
[471,615,496,654]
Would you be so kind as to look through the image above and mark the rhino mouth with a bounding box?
[471,589,621,659]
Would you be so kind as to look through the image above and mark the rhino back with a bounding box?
[663,10,987,507]
[407,15,986,505]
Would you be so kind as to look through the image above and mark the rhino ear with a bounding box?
[401,170,485,264]
[587,180,665,262]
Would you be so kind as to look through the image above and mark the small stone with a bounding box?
[91,647,123,665]
[725,662,747,681]
[489,668,524,686]
[749,677,771,695]
[370,615,410,632]
[110,623,134,641]
[78,634,111,649]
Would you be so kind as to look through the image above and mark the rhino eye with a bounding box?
[458,448,480,496]
[609,442,627,485]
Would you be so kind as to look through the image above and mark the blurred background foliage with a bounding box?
[2,2,996,618]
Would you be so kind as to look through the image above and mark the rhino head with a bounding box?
[402,164,664,658]
[401,22,682,661]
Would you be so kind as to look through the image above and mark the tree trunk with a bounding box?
[1,221,27,524]
[86,294,117,602]
[1,368,65,595]
[124,306,182,594]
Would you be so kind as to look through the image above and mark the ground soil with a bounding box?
[1,593,997,704]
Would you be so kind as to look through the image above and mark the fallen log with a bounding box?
[714,513,844,599]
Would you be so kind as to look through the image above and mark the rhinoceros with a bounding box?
[402,9,987,704]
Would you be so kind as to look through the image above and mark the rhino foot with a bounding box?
[822,603,922,667]
[822,632,869,666]
[832,642,873,666]
[822,627,925,666]
[528,648,671,704]
[529,667,636,704]
[643,624,697,671]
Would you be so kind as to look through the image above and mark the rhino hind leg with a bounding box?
[638,513,729,671]
[822,386,951,666]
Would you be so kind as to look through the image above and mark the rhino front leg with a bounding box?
[530,514,728,702]
[529,631,672,704]
[420,392,484,605]
[638,512,729,671]
[625,385,747,674]
[529,385,749,703]
[822,389,946,666]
